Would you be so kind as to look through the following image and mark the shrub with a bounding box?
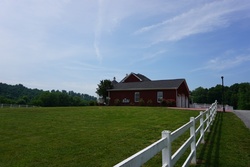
[161,99,176,107]
[166,99,175,107]
[129,102,135,106]
[147,99,153,106]
[114,99,121,106]
[161,99,167,106]
[139,98,145,106]
[89,100,97,106]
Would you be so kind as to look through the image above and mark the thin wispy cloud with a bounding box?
[94,0,104,62]
[135,0,250,44]
[130,50,166,65]
[0,0,250,95]
[192,54,250,72]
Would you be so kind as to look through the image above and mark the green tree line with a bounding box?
[0,83,96,107]
[191,82,250,110]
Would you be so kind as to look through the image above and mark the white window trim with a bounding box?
[134,92,140,102]
[157,91,163,103]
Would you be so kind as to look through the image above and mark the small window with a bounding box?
[157,91,163,103]
[134,92,140,102]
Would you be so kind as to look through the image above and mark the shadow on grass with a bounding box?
[196,112,224,166]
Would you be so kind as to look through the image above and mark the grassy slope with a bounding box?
[195,112,250,167]
[0,107,249,167]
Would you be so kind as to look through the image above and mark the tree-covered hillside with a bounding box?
[191,82,250,110]
[0,83,96,107]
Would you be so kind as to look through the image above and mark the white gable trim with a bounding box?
[120,72,142,83]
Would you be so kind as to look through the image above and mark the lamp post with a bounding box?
[221,76,225,112]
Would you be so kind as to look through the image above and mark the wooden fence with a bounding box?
[114,101,217,167]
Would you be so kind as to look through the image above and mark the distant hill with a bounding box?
[0,82,96,106]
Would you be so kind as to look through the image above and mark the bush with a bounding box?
[114,99,121,106]
[147,99,153,106]
[161,99,176,107]
[89,100,97,106]
[161,99,167,106]
[166,99,176,107]
[139,98,145,106]
[129,102,135,106]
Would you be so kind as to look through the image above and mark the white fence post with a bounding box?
[162,130,171,167]
[215,100,217,111]
[210,108,213,125]
[212,101,217,121]
[200,111,205,144]
[206,111,210,132]
[190,117,196,164]
[114,101,218,167]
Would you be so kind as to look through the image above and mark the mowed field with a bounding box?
[0,107,249,167]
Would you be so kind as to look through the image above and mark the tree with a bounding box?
[16,96,28,105]
[207,85,223,104]
[191,83,250,109]
[96,79,113,104]
[0,82,97,107]
[191,87,208,103]
[238,83,250,110]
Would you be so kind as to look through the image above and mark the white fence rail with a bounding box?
[0,104,37,108]
[190,103,233,111]
[114,101,217,167]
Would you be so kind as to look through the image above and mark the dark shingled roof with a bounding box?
[134,73,151,82]
[111,80,118,85]
[120,73,151,82]
[109,79,185,91]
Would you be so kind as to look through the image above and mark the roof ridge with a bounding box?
[110,78,187,91]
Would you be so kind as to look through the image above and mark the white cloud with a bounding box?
[192,54,250,72]
[213,55,250,70]
[129,49,166,65]
[92,0,166,61]
[134,0,250,44]
[1,0,250,95]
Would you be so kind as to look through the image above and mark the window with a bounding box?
[134,92,140,102]
[157,91,163,103]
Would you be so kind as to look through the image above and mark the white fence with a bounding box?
[190,103,233,111]
[0,104,37,108]
[114,101,217,167]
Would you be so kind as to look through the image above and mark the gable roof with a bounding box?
[120,72,151,83]
[109,79,186,91]
[134,73,151,82]
[111,77,118,85]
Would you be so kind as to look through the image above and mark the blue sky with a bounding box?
[1,0,250,96]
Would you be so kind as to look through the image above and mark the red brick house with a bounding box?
[107,73,190,107]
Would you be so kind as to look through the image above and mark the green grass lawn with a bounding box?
[0,107,249,167]
[195,112,250,167]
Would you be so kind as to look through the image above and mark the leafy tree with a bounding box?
[96,79,113,104]
[238,83,250,110]
[0,82,43,104]
[191,87,208,103]
[228,83,240,109]
[16,96,29,105]
[0,96,14,104]
[191,82,250,109]
[0,82,97,107]
[58,92,70,106]
[207,85,225,104]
